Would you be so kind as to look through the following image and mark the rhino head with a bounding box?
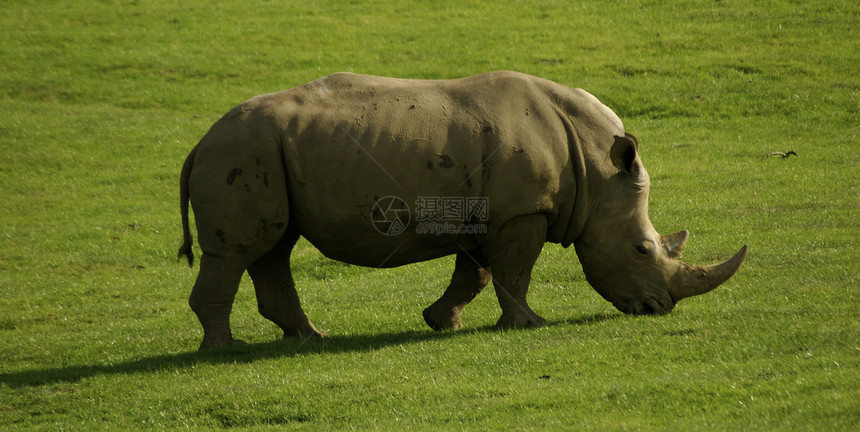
[574,134,748,315]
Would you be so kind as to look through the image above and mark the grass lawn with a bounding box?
[1,0,857,430]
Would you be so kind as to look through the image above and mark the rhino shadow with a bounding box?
[0,313,616,389]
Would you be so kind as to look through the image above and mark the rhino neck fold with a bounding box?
[558,114,590,248]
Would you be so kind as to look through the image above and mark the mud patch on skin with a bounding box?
[438,154,455,168]
[254,172,270,187]
[226,168,242,185]
[256,219,268,239]
[256,219,286,239]
[215,229,227,243]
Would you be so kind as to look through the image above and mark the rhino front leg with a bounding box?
[247,231,325,339]
[423,249,492,330]
[485,214,547,328]
[189,254,247,350]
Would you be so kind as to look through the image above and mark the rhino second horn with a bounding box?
[672,245,748,301]
[661,230,689,258]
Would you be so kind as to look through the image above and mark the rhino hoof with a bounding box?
[495,314,547,328]
[422,306,463,331]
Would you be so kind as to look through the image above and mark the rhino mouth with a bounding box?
[621,296,675,316]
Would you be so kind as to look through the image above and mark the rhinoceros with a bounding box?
[178,71,747,349]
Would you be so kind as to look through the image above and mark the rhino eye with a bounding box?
[635,245,649,255]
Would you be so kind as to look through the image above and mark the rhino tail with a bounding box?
[178,146,197,267]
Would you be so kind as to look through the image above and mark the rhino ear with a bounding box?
[611,133,640,175]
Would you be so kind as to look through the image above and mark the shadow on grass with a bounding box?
[0,312,618,388]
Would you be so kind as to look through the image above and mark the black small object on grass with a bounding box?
[762,150,799,159]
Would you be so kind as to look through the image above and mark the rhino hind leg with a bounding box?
[423,249,492,330]
[189,254,248,350]
[247,230,325,339]
[485,214,548,328]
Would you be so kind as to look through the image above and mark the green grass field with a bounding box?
[1,0,857,430]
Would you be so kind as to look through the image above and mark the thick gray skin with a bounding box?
[179,71,747,349]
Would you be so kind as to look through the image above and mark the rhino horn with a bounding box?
[672,245,748,301]
[661,230,689,258]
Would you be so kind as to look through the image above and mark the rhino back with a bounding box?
[244,72,583,266]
